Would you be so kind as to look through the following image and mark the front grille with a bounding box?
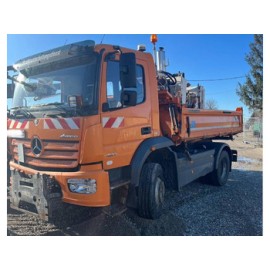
[11,139,80,169]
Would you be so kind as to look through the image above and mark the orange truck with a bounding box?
[7,36,243,220]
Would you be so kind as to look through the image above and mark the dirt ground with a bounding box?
[7,135,263,236]
[226,134,262,171]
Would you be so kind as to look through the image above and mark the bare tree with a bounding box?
[205,99,218,110]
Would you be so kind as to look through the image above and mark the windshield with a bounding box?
[11,56,98,118]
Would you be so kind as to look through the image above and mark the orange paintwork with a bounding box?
[8,43,243,208]
[158,89,243,145]
[8,44,161,207]
[181,108,243,140]
[10,161,110,207]
[94,44,160,171]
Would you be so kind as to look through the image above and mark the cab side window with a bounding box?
[106,60,145,109]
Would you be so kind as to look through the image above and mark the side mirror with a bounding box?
[121,90,137,106]
[120,53,137,89]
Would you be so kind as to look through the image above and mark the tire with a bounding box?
[138,163,165,219]
[210,151,230,186]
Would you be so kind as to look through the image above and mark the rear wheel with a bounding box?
[138,163,165,219]
[210,151,230,186]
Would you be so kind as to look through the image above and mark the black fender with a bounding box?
[126,136,174,208]
[130,136,174,186]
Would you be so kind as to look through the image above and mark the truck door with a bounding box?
[101,56,152,170]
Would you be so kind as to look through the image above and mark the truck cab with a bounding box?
[7,40,162,219]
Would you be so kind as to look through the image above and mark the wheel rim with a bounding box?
[155,177,165,206]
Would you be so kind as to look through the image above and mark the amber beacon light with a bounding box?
[151,34,158,44]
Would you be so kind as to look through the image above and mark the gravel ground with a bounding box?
[7,137,263,236]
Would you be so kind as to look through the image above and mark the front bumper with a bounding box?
[9,161,111,220]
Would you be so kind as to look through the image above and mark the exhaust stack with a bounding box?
[156,47,167,72]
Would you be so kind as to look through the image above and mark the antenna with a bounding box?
[100,34,105,44]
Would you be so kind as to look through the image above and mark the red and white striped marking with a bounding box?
[7,119,29,129]
[44,118,80,130]
[102,117,124,128]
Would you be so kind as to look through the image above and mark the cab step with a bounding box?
[103,179,130,217]
[110,179,130,190]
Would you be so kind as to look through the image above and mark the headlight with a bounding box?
[7,129,25,138]
[67,179,96,194]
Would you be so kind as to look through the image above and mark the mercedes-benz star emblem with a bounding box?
[31,137,43,156]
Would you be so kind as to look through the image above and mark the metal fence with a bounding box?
[242,117,263,147]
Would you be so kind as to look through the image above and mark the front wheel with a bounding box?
[210,150,230,186]
[138,163,165,219]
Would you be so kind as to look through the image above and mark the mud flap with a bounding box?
[10,170,64,221]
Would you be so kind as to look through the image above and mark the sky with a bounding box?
[7,34,254,118]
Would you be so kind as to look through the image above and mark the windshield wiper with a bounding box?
[43,102,66,107]
[37,103,81,117]
[7,74,36,91]
[9,107,35,119]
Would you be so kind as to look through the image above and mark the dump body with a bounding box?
[181,108,243,140]
[158,89,243,144]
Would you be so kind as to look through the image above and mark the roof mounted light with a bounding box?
[137,44,146,52]
[151,34,158,45]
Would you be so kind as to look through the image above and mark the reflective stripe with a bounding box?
[65,118,80,129]
[9,120,16,129]
[191,124,240,131]
[44,118,80,129]
[102,117,110,127]
[102,117,124,128]
[44,119,56,129]
[16,121,22,128]
[51,119,63,129]
[111,117,124,128]
[7,119,29,129]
